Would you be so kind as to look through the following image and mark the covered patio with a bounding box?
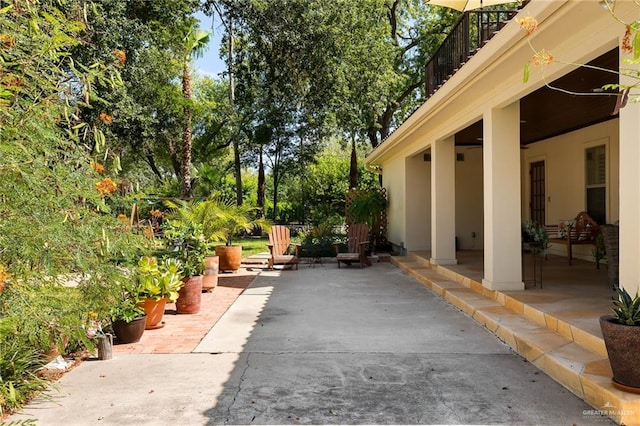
[392,250,638,424]
[421,250,615,337]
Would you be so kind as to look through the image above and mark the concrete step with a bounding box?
[391,255,640,425]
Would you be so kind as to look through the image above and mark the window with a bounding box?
[585,145,606,224]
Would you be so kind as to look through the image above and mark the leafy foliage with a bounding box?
[107,278,146,323]
[135,256,184,303]
[346,190,388,228]
[522,221,549,254]
[0,1,155,414]
[611,287,640,326]
[299,224,346,258]
[162,200,212,276]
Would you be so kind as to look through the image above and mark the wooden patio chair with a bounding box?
[267,225,300,270]
[334,223,371,268]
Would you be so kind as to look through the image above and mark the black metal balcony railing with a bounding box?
[425,8,523,98]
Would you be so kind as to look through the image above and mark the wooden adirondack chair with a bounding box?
[268,225,300,270]
[334,223,371,268]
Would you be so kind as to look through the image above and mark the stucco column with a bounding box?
[482,102,524,291]
[431,137,457,265]
[619,51,640,296]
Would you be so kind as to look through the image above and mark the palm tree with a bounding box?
[181,28,211,198]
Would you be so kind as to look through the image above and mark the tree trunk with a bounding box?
[145,154,164,183]
[367,127,379,149]
[167,140,181,178]
[272,178,279,223]
[229,15,243,206]
[349,136,358,189]
[271,143,280,222]
[181,61,193,198]
[257,146,265,218]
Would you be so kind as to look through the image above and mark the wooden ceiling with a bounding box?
[454,49,620,147]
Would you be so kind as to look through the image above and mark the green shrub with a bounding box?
[0,337,48,417]
[299,225,346,258]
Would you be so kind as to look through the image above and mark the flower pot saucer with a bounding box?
[145,321,166,330]
[613,380,640,394]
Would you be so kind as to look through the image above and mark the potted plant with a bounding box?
[109,279,147,344]
[599,287,640,393]
[202,254,219,292]
[162,201,212,313]
[193,197,270,273]
[135,256,184,329]
[522,221,549,255]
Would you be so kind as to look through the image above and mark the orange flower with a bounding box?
[3,76,24,87]
[0,264,9,293]
[112,50,126,66]
[143,227,155,238]
[0,34,14,49]
[150,209,163,218]
[90,161,105,173]
[622,26,633,54]
[117,214,128,223]
[532,49,554,66]
[519,17,538,35]
[99,112,113,124]
[96,177,117,195]
[0,265,8,283]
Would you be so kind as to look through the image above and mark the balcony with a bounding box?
[425,5,527,98]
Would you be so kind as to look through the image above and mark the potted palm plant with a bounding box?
[135,256,184,329]
[191,197,270,273]
[599,287,640,393]
[162,201,211,314]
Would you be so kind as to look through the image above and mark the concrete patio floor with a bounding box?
[393,250,637,425]
[9,262,615,425]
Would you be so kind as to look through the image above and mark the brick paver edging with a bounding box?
[112,269,259,355]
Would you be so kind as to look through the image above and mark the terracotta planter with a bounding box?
[202,255,219,292]
[176,276,202,314]
[140,298,168,329]
[45,334,69,361]
[215,245,243,272]
[112,316,146,344]
[600,315,640,392]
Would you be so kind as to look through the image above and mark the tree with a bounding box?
[281,142,380,224]
[204,0,245,205]
[206,0,460,205]
[181,27,211,197]
[63,0,202,187]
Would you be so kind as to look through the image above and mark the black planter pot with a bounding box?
[599,315,640,393]
[112,315,147,344]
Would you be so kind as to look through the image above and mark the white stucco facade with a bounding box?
[366,0,639,293]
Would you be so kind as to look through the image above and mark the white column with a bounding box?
[431,137,457,265]
[619,49,640,295]
[482,102,524,291]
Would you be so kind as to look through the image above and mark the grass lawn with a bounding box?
[236,237,270,258]
[235,236,304,258]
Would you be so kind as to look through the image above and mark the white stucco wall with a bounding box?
[382,156,407,251]
[522,120,620,260]
[456,147,484,250]
[405,154,431,251]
